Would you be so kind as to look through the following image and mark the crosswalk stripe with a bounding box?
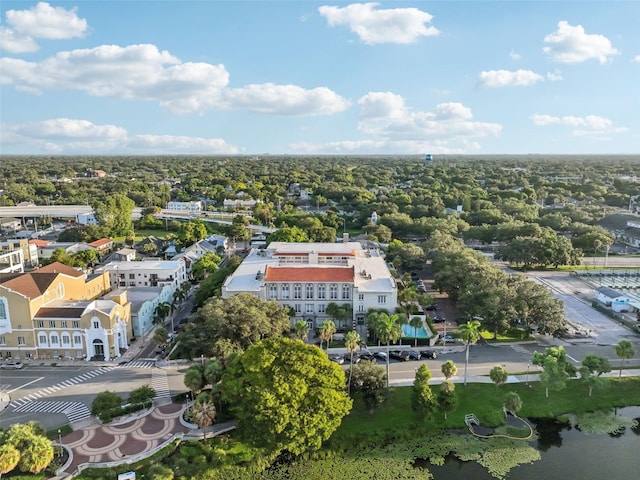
[151,369,170,398]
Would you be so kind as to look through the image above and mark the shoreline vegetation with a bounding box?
[74,376,640,480]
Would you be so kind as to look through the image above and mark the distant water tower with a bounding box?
[425,154,433,165]
[371,211,378,224]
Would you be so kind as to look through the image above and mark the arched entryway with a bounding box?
[92,339,105,359]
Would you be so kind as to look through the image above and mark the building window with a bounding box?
[306,284,314,299]
[17,336,25,345]
[0,336,6,345]
[72,321,80,328]
[330,284,338,300]
[61,321,68,328]
[57,283,64,298]
[378,295,387,304]
[281,284,290,299]
[39,334,47,344]
[358,304,364,313]
[358,293,364,301]
[342,284,350,300]
[129,281,136,286]
[51,335,59,344]
[49,320,56,328]
[119,282,126,287]
[37,320,44,328]
[318,284,326,299]
[93,321,100,329]
[294,304,301,313]
[294,284,302,299]
[0,300,6,319]
[119,273,125,279]
[305,304,314,314]
[74,335,82,344]
[318,304,326,313]
[62,335,70,345]
[268,284,278,300]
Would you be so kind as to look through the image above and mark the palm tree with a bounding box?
[374,312,403,387]
[614,340,636,379]
[441,360,458,380]
[459,319,481,386]
[409,316,423,347]
[192,399,216,440]
[320,320,336,350]
[345,330,360,395]
[153,302,171,325]
[294,320,310,342]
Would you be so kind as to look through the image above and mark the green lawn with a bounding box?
[112,229,172,243]
[331,376,640,447]
[480,329,534,342]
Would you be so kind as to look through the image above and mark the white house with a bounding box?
[166,201,202,213]
[0,218,22,233]
[0,248,24,274]
[223,199,260,210]
[595,286,630,312]
[105,286,172,338]
[221,239,397,337]
[101,260,188,297]
[113,248,137,262]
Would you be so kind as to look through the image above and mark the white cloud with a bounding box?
[543,21,619,64]
[633,55,640,63]
[477,69,544,88]
[0,118,239,154]
[128,135,239,154]
[1,43,347,116]
[222,84,350,115]
[289,94,499,154]
[509,50,521,61]
[318,2,439,45]
[0,2,87,53]
[530,113,627,137]
[546,70,563,81]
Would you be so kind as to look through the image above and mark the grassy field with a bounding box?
[331,376,640,446]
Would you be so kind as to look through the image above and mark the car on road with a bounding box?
[417,283,427,292]
[328,354,345,365]
[432,316,445,323]
[419,350,438,359]
[344,353,361,364]
[401,350,421,361]
[389,350,411,361]
[425,304,437,311]
[0,361,24,369]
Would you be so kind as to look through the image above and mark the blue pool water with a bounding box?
[402,323,429,339]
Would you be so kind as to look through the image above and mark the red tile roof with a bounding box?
[29,239,51,247]
[0,272,59,299]
[264,266,354,282]
[88,238,113,248]
[37,262,84,277]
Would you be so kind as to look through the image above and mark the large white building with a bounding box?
[221,240,397,337]
[101,260,187,296]
[166,201,203,213]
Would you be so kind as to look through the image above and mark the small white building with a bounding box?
[166,201,202,213]
[0,248,24,274]
[101,260,187,296]
[222,239,397,338]
[595,286,630,312]
[113,248,137,262]
[0,218,22,233]
[223,199,260,210]
[105,286,172,338]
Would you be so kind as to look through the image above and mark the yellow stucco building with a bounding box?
[0,262,131,361]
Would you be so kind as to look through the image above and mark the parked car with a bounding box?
[401,350,421,361]
[410,272,420,280]
[417,284,427,292]
[374,351,388,360]
[441,334,456,343]
[389,350,411,361]
[0,361,23,369]
[425,304,437,311]
[358,352,376,362]
[432,316,445,323]
[419,350,438,359]
[328,354,345,365]
[344,353,361,364]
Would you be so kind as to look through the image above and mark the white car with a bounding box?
[0,361,24,369]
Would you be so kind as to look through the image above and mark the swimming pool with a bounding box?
[402,323,430,339]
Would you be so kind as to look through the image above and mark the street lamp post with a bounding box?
[526,363,530,386]
[57,429,62,457]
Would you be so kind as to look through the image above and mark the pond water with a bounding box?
[429,407,640,479]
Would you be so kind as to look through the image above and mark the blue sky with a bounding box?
[1,1,638,155]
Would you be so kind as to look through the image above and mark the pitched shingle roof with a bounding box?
[0,272,59,299]
[37,262,84,277]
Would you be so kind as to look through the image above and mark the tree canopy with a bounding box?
[222,337,352,455]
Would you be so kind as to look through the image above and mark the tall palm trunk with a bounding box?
[386,340,391,387]
[464,342,470,386]
[348,351,354,395]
